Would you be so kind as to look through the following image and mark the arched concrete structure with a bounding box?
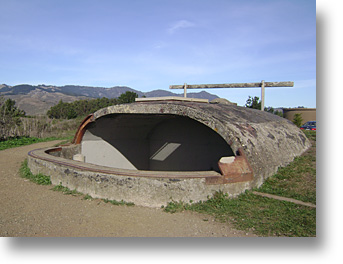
[81,100,311,186]
[28,99,311,207]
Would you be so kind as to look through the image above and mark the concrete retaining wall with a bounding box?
[28,148,251,207]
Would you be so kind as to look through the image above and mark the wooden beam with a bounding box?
[169,81,294,89]
[184,83,187,98]
[261,80,265,111]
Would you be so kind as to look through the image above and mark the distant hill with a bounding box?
[0,84,219,115]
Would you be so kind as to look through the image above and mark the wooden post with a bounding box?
[184,83,187,98]
[261,80,265,111]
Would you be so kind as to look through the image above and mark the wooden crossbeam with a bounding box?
[169,81,294,110]
[169,81,294,89]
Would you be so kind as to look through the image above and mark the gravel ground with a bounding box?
[0,141,256,237]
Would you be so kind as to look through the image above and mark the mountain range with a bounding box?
[0,84,219,116]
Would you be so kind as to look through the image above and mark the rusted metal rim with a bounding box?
[72,114,95,144]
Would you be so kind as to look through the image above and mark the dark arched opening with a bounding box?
[81,114,234,172]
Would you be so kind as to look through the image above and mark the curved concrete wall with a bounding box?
[28,147,249,207]
[283,108,316,124]
[92,101,311,187]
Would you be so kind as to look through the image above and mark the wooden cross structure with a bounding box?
[169,81,294,111]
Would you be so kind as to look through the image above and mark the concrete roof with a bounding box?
[93,100,311,187]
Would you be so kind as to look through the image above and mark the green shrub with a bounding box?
[51,183,83,196]
[292,113,303,127]
[19,159,51,185]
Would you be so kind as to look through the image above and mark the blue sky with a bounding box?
[0,0,316,107]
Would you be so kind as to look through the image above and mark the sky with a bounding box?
[0,0,316,107]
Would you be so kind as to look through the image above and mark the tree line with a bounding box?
[47,91,138,119]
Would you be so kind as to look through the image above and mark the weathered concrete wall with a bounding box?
[82,130,139,170]
[93,101,311,187]
[28,148,251,207]
[47,144,80,159]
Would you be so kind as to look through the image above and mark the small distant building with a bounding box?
[283,108,316,124]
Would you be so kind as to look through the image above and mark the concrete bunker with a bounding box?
[28,98,311,207]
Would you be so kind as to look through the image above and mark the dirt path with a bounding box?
[0,141,256,237]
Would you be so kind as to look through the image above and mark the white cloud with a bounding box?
[168,20,195,34]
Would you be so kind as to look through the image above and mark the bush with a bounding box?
[292,113,303,127]
[117,91,138,104]
[0,97,26,140]
[19,159,51,185]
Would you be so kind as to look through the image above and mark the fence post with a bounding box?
[184,83,187,98]
[261,80,265,111]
